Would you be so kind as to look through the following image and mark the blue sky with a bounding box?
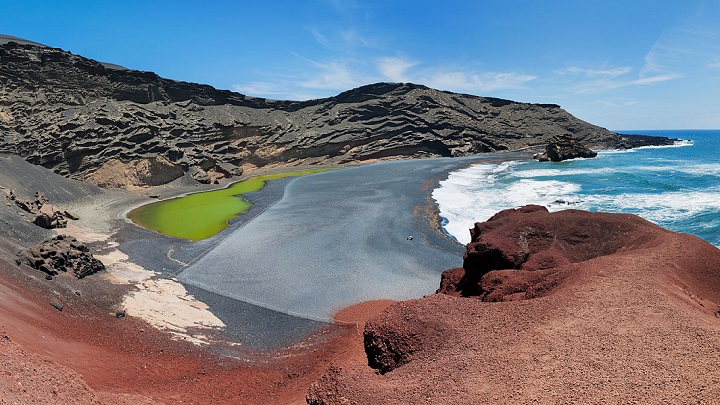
[2,0,720,129]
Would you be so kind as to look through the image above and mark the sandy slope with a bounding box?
[0,154,405,403]
[0,233,394,403]
[308,209,720,403]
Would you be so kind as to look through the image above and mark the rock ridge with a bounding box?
[0,38,675,187]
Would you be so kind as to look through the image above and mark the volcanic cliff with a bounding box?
[307,207,720,403]
[0,36,673,188]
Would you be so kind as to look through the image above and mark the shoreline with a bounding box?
[1,151,533,402]
[175,153,532,329]
[2,152,534,351]
[118,152,534,350]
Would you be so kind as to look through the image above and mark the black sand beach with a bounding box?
[3,152,531,351]
[152,153,531,349]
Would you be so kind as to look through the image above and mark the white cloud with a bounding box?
[311,27,331,48]
[557,66,632,78]
[596,99,639,108]
[642,18,720,75]
[338,28,374,48]
[633,74,682,85]
[232,82,276,95]
[379,56,537,93]
[233,53,537,101]
[422,71,537,93]
[300,60,367,90]
[231,82,322,101]
[573,73,682,94]
[378,56,418,82]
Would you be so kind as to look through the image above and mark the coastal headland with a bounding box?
[309,206,720,403]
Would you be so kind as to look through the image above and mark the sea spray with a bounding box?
[433,130,720,246]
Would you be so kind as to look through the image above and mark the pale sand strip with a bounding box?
[59,222,225,345]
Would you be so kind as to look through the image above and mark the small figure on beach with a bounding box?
[406,235,413,241]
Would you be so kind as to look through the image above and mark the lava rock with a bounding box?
[536,134,598,162]
[0,41,676,188]
[16,235,105,278]
[188,165,211,183]
[437,205,657,301]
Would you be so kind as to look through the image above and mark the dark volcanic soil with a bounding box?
[308,207,720,403]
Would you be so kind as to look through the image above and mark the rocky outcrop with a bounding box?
[15,234,105,279]
[84,155,185,188]
[2,189,77,229]
[436,205,659,301]
[309,208,720,403]
[618,133,680,148]
[535,134,598,162]
[0,39,673,188]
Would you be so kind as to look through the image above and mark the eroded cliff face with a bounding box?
[0,39,636,187]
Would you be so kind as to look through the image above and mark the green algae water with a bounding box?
[128,169,329,241]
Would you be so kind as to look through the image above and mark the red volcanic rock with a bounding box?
[438,205,661,301]
[308,208,720,403]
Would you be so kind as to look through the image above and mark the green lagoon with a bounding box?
[128,169,329,241]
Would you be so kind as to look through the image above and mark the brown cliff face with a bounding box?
[308,208,720,403]
[0,39,669,187]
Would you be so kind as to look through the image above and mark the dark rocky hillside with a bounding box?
[0,37,672,187]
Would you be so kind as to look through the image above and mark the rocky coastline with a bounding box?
[308,206,720,403]
[0,34,712,404]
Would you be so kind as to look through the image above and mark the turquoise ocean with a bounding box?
[433,130,720,247]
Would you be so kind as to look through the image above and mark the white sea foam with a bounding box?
[512,167,615,178]
[576,187,720,224]
[611,163,720,177]
[597,149,638,155]
[676,163,720,177]
[632,139,694,150]
[434,158,720,244]
[432,162,582,244]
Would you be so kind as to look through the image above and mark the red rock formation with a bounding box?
[308,207,720,403]
[437,205,662,301]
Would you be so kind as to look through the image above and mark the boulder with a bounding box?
[215,162,244,177]
[16,235,105,278]
[31,204,69,229]
[63,210,80,220]
[536,134,598,162]
[188,165,211,184]
[32,212,54,228]
[13,199,36,213]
